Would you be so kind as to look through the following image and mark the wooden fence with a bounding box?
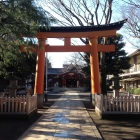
[95,94,140,115]
[0,95,37,115]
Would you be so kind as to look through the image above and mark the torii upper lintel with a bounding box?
[37,19,127,38]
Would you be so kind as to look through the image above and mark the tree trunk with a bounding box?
[101,70,107,95]
[100,52,107,95]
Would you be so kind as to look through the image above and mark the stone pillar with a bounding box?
[111,76,122,97]
[34,38,46,108]
[7,79,19,97]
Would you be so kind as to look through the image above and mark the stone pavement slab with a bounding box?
[18,91,103,140]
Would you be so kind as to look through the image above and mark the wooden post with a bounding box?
[89,37,101,94]
[63,76,66,87]
[34,38,46,108]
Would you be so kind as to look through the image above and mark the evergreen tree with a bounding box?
[0,0,55,79]
[105,34,131,76]
[100,33,131,94]
[0,53,36,79]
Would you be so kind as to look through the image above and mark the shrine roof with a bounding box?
[39,19,127,32]
[48,68,64,74]
[48,65,85,76]
[127,49,140,57]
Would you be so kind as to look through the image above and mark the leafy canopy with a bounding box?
[0,0,54,79]
[105,34,131,76]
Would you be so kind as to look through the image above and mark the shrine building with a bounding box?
[47,64,89,88]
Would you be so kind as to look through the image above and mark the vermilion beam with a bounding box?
[45,44,115,52]
[45,45,90,52]
[20,44,115,53]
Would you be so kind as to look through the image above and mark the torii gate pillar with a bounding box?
[89,37,101,94]
[34,38,46,108]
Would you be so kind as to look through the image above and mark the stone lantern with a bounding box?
[7,79,19,97]
[111,76,122,97]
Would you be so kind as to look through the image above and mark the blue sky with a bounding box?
[47,38,73,68]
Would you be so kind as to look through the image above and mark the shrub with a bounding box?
[134,88,140,95]
[127,88,135,94]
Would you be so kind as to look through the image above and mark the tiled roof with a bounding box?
[47,68,64,74]
[39,19,127,32]
[48,64,84,75]
[128,49,140,57]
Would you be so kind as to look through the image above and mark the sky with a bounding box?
[47,52,73,68]
[47,38,73,68]
[43,1,137,68]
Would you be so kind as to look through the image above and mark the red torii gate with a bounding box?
[21,19,126,108]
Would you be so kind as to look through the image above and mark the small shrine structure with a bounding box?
[47,64,89,88]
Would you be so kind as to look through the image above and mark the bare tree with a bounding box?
[64,52,86,66]
[120,0,140,48]
[122,0,140,8]
[47,56,52,68]
[38,0,117,94]
[40,0,113,26]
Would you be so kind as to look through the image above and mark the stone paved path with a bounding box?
[18,92,103,140]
